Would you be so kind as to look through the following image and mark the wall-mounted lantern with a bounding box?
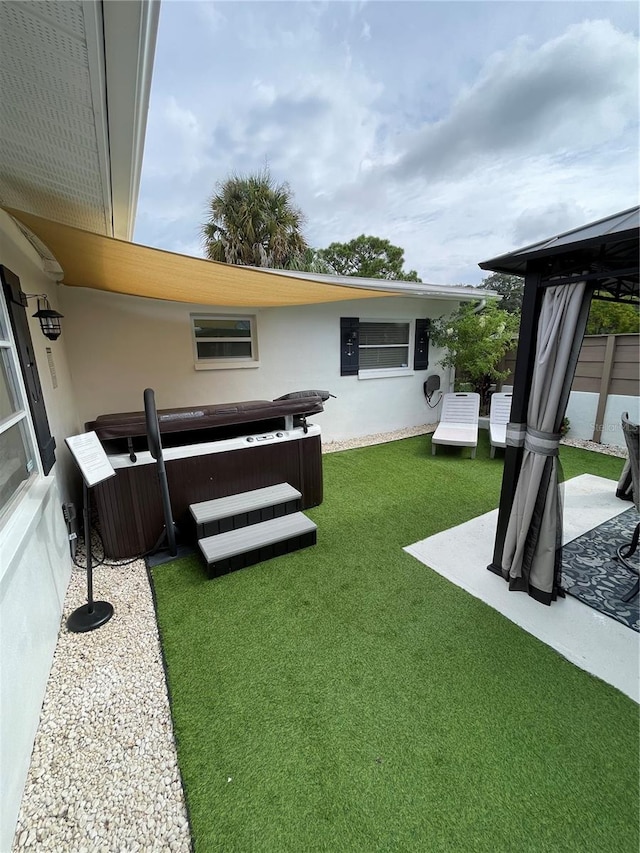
[26,294,64,341]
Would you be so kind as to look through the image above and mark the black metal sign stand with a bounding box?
[67,478,114,633]
[65,431,115,633]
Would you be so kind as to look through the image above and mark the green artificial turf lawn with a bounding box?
[151,433,638,853]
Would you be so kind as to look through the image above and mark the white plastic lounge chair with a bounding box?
[431,392,480,459]
[489,392,512,458]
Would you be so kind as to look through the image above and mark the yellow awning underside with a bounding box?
[7,209,397,307]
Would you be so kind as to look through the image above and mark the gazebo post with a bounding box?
[487,266,544,575]
[479,206,638,595]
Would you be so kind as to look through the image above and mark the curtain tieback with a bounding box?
[506,424,561,456]
[506,422,526,447]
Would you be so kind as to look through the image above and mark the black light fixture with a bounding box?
[26,294,64,340]
[344,329,357,356]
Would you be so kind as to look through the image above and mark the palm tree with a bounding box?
[285,247,335,274]
[202,170,308,268]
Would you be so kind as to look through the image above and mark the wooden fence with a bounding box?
[499,334,639,442]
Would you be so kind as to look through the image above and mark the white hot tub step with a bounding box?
[190,482,302,537]
[199,512,317,578]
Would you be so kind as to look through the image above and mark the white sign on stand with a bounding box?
[64,431,116,633]
[65,431,116,487]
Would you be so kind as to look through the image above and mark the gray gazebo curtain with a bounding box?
[500,281,590,604]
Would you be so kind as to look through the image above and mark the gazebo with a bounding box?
[479,207,639,604]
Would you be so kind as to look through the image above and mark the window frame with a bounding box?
[191,312,260,370]
[357,317,415,379]
[0,296,40,527]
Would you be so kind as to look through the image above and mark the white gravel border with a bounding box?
[322,424,627,458]
[322,423,436,454]
[12,424,625,850]
[12,547,191,853]
[559,437,627,458]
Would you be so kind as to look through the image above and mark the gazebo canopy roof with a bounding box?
[480,207,639,304]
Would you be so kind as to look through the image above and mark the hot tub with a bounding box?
[86,396,325,558]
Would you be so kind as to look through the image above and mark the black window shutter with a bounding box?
[413,319,430,370]
[1,266,56,474]
[340,317,359,376]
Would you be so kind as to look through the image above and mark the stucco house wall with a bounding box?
[60,285,456,440]
[0,214,80,850]
[0,215,82,496]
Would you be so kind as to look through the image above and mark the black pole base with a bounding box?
[67,600,114,633]
[150,524,180,559]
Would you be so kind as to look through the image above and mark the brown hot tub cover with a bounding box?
[86,395,325,441]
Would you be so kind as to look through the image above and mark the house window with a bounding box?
[191,314,259,369]
[1,266,56,474]
[0,302,37,518]
[340,317,429,376]
[359,321,411,371]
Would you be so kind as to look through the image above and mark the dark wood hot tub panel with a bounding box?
[94,435,323,558]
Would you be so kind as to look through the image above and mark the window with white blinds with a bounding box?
[358,321,411,370]
[191,314,259,369]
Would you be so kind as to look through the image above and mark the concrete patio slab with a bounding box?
[405,474,639,703]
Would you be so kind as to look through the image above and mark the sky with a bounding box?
[134,0,639,285]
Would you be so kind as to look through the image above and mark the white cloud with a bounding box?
[512,202,589,247]
[198,2,227,33]
[135,3,639,284]
[143,96,211,180]
[390,19,638,183]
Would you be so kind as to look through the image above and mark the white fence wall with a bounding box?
[501,334,639,448]
[565,391,640,447]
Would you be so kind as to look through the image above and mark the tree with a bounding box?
[586,299,639,335]
[318,235,421,281]
[430,300,520,412]
[202,169,308,268]
[479,272,524,314]
[285,247,335,275]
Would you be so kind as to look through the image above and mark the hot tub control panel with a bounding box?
[106,424,320,469]
[247,432,284,443]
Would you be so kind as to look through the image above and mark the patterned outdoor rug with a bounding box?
[562,508,639,632]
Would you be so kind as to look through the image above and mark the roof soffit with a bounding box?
[258,267,496,301]
[0,0,110,233]
[0,0,159,240]
[102,0,160,240]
